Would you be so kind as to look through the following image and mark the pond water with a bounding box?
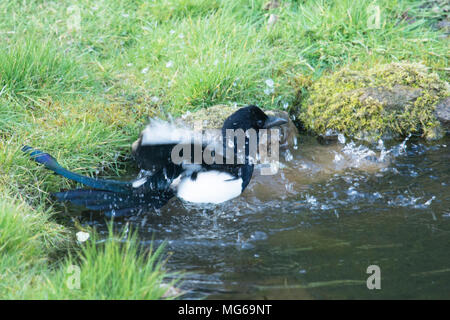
[85,134,450,299]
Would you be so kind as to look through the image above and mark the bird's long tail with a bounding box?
[22,146,132,193]
[23,146,173,217]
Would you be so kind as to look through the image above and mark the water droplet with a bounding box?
[284,149,293,161]
[265,79,274,87]
[424,196,436,206]
[250,231,268,241]
[264,87,274,95]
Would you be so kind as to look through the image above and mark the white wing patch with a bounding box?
[140,119,223,154]
[177,171,243,204]
[141,119,196,145]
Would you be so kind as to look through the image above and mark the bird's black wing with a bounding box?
[132,120,225,171]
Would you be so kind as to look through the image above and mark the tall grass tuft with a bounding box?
[0,37,94,100]
[0,194,177,299]
[39,225,178,300]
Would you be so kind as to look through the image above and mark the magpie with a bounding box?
[23,105,287,217]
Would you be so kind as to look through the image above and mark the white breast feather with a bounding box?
[176,171,243,204]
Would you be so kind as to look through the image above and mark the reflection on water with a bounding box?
[84,135,450,299]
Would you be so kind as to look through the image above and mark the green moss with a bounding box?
[175,104,240,129]
[299,62,449,141]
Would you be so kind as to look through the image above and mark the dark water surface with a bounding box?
[86,135,450,299]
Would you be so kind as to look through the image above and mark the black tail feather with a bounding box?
[53,189,116,202]
[52,188,174,218]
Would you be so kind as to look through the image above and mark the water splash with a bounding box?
[79,132,450,299]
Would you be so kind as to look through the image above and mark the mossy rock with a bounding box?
[434,97,450,132]
[299,62,449,141]
[176,104,238,129]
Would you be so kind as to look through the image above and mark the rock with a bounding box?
[264,108,298,148]
[298,62,449,141]
[435,97,450,132]
[76,231,90,243]
[175,104,235,129]
[357,85,423,111]
[317,129,340,145]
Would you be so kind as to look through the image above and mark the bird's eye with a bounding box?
[257,120,264,127]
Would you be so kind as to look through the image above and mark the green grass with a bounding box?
[39,226,176,300]
[0,194,174,299]
[0,37,95,101]
[0,0,448,299]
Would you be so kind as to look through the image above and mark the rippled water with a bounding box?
[85,134,450,299]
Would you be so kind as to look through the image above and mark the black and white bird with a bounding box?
[23,105,287,217]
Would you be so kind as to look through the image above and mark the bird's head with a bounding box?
[222,105,288,132]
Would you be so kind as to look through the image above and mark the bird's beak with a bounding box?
[263,116,288,128]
